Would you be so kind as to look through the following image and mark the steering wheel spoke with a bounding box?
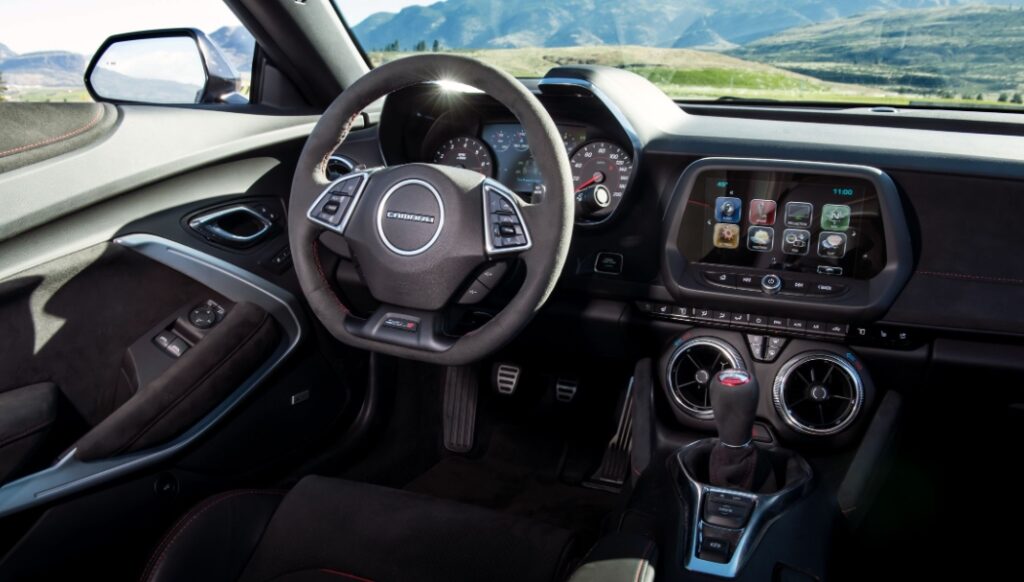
[482,179,533,257]
[344,304,453,353]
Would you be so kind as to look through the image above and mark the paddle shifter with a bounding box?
[708,369,760,491]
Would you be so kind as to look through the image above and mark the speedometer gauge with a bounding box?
[433,136,494,177]
[570,141,633,200]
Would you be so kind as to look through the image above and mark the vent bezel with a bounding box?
[772,352,864,436]
[665,337,745,420]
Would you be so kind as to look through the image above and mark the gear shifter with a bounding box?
[708,369,762,491]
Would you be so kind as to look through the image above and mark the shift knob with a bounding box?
[710,369,758,447]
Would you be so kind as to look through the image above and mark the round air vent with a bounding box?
[325,155,357,181]
[666,337,744,420]
[773,352,864,436]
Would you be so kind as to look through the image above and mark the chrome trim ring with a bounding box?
[666,336,745,420]
[375,178,445,256]
[772,351,864,436]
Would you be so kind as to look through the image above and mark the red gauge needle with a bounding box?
[575,172,604,192]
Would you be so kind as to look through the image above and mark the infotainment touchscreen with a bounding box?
[678,170,886,279]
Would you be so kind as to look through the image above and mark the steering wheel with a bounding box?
[288,55,574,366]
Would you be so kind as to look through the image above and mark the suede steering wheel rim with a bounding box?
[288,54,574,366]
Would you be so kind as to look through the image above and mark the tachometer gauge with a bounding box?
[570,141,633,199]
[433,136,494,177]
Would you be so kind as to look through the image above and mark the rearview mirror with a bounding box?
[85,28,245,105]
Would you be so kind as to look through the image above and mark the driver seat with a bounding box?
[141,475,578,582]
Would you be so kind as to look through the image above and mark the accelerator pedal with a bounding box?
[585,377,635,492]
[443,366,478,453]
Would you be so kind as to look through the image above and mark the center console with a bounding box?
[638,158,912,580]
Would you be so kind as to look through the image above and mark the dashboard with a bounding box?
[332,66,1024,352]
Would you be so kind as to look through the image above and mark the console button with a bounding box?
[698,537,731,563]
[750,314,768,327]
[752,422,774,443]
[673,306,689,318]
[764,346,782,361]
[783,279,811,294]
[704,494,754,529]
[713,310,731,322]
[768,316,787,330]
[730,312,748,325]
[828,323,849,335]
[807,321,827,334]
[594,252,623,275]
[768,336,787,349]
[736,273,760,289]
[654,304,673,316]
[787,319,806,331]
[761,274,783,295]
[810,281,847,295]
[706,271,736,287]
[693,307,712,320]
[746,335,765,360]
[635,301,653,313]
[817,265,844,276]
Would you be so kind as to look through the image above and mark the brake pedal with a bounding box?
[494,363,521,395]
[443,366,478,453]
[586,377,635,492]
[555,378,578,403]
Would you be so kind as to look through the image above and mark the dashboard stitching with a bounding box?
[917,270,1024,286]
[0,106,104,158]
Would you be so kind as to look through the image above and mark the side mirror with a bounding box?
[85,28,246,105]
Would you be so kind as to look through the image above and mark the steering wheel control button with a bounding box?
[458,279,491,305]
[383,316,419,333]
[483,183,532,254]
[760,274,783,294]
[594,252,623,275]
[477,263,508,288]
[307,172,369,233]
[377,179,445,256]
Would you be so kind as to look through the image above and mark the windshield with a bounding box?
[336,0,1024,111]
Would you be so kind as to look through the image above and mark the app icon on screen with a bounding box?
[713,223,740,249]
[749,199,777,225]
[747,226,774,252]
[817,231,848,258]
[715,197,742,224]
[785,202,813,228]
[782,229,811,255]
[821,204,851,231]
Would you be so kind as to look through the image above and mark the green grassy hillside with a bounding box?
[732,5,1024,98]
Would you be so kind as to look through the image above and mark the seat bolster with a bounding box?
[141,489,285,582]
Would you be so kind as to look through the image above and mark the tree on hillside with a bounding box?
[414,40,427,52]
[383,40,400,52]
[998,93,1009,102]
[0,71,7,102]
[432,39,441,52]
[1013,93,1023,104]
[976,93,984,101]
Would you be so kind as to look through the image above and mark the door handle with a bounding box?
[189,205,273,246]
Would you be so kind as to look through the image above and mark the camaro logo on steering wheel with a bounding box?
[385,211,436,224]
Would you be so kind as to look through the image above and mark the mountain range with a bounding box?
[351,0,1024,51]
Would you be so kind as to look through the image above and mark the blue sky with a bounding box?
[0,0,434,55]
